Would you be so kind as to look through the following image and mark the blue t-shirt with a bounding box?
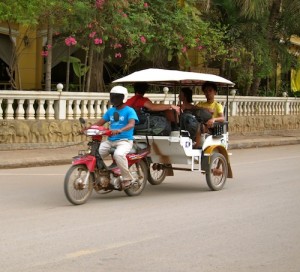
[103,105,138,141]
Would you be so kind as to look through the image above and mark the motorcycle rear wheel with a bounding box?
[125,160,148,196]
[64,165,94,205]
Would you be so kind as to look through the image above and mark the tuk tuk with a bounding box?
[113,68,235,191]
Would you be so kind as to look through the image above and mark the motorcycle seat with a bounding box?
[109,142,149,155]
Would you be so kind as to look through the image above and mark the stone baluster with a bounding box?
[235,101,240,116]
[257,102,262,115]
[94,100,100,119]
[5,99,14,119]
[81,100,88,118]
[253,102,257,115]
[265,102,270,115]
[248,101,253,115]
[246,101,250,116]
[88,99,95,119]
[101,100,109,116]
[240,101,245,116]
[291,101,298,115]
[15,99,25,119]
[264,102,268,115]
[66,100,74,120]
[26,99,35,119]
[275,101,278,115]
[46,100,55,119]
[36,99,46,119]
[0,98,2,118]
[279,101,283,115]
[73,100,81,119]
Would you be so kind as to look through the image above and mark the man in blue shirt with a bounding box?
[94,86,139,189]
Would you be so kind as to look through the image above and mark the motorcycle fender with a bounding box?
[72,154,96,172]
[202,145,233,178]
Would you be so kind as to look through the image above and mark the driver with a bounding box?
[93,86,139,189]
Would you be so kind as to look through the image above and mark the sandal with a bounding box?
[120,180,132,190]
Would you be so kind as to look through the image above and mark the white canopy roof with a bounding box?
[113,68,235,87]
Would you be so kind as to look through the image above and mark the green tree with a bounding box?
[57,0,227,92]
[203,0,300,95]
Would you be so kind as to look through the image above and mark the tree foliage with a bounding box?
[1,0,300,95]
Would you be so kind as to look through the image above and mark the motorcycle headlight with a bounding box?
[85,129,102,136]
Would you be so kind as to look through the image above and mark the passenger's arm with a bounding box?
[144,101,180,114]
[206,113,224,128]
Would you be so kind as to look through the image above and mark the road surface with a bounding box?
[0,145,300,272]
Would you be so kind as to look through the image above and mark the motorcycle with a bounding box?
[64,118,150,205]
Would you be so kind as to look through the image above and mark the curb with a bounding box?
[229,137,300,150]
[0,137,299,169]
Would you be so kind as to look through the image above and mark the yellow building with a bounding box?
[0,23,44,90]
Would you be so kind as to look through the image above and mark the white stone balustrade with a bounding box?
[0,90,299,120]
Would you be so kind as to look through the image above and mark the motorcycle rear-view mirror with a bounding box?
[79,117,86,124]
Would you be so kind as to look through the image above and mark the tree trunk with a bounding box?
[90,50,105,92]
[7,23,17,89]
[65,47,70,92]
[45,23,53,92]
[267,0,282,93]
[250,77,261,96]
[85,42,94,92]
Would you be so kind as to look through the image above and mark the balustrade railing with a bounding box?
[0,90,299,120]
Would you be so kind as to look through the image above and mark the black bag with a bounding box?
[134,114,171,136]
[191,108,212,123]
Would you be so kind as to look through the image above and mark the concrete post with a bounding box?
[56,83,66,120]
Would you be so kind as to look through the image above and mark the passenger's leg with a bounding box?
[194,124,201,149]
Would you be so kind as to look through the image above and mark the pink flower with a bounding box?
[41,51,48,57]
[181,46,187,53]
[65,36,77,47]
[144,3,149,8]
[94,38,103,45]
[47,44,52,49]
[95,0,105,9]
[113,43,122,49]
[115,52,122,58]
[140,36,146,44]
[89,32,96,38]
[197,45,203,50]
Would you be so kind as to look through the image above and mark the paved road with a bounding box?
[0,145,300,272]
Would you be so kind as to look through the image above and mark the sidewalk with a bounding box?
[1,132,300,169]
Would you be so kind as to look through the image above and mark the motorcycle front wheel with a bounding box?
[125,160,148,196]
[64,165,94,205]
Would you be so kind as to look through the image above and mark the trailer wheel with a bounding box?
[148,163,167,185]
